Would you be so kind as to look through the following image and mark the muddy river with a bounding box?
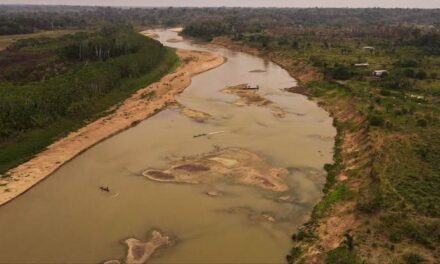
[0,29,335,263]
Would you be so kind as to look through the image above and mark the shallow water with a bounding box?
[0,29,336,263]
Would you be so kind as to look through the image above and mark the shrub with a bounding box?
[397,58,420,67]
[291,41,300,49]
[403,253,426,264]
[416,118,428,127]
[379,214,438,249]
[313,184,350,218]
[286,247,302,264]
[310,55,325,67]
[326,246,358,264]
[381,75,412,90]
[380,89,391,96]
[357,179,382,213]
[291,230,315,242]
[404,68,416,78]
[343,232,354,251]
[331,63,353,80]
[389,232,403,243]
[415,70,428,80]
[369,114,385,127]
[416,145,429,160]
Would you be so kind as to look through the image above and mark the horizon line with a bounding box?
[1,3,440,9]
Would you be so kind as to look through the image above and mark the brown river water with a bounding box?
[0,29,335,263]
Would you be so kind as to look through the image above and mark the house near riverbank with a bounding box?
[373,70,388,77]
[363,46,375,54]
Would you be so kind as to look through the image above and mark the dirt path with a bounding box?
[0,49,225,206]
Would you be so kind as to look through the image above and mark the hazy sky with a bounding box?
[1,0,440,8]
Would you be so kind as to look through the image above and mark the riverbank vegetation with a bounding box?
[181,11,440,264]
[0,25,179,173]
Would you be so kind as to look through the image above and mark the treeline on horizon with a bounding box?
[1,5,440,35]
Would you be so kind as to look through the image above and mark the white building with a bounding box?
[373,70,388,77]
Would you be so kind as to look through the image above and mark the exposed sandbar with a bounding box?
[104,230,171,264]
[143,147,289,192]
[170,102,211,121]
[222,84,286,118]
[166,38,183,43]
[125,231,171,264]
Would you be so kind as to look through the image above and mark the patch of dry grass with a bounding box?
[0,29,81,51]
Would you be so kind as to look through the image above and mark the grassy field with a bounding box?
[0,29,82,51]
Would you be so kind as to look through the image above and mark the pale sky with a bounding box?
[1,0,440,8]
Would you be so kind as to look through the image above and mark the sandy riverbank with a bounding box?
[0,48,225,206]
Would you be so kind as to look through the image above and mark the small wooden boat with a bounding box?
[100,186,110,192]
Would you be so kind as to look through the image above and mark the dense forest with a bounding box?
[1,5,440,35]
[0,25,178,173]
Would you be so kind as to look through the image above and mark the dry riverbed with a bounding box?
[0,48,225,206]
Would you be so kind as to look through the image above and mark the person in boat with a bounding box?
[100,186,110,192]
